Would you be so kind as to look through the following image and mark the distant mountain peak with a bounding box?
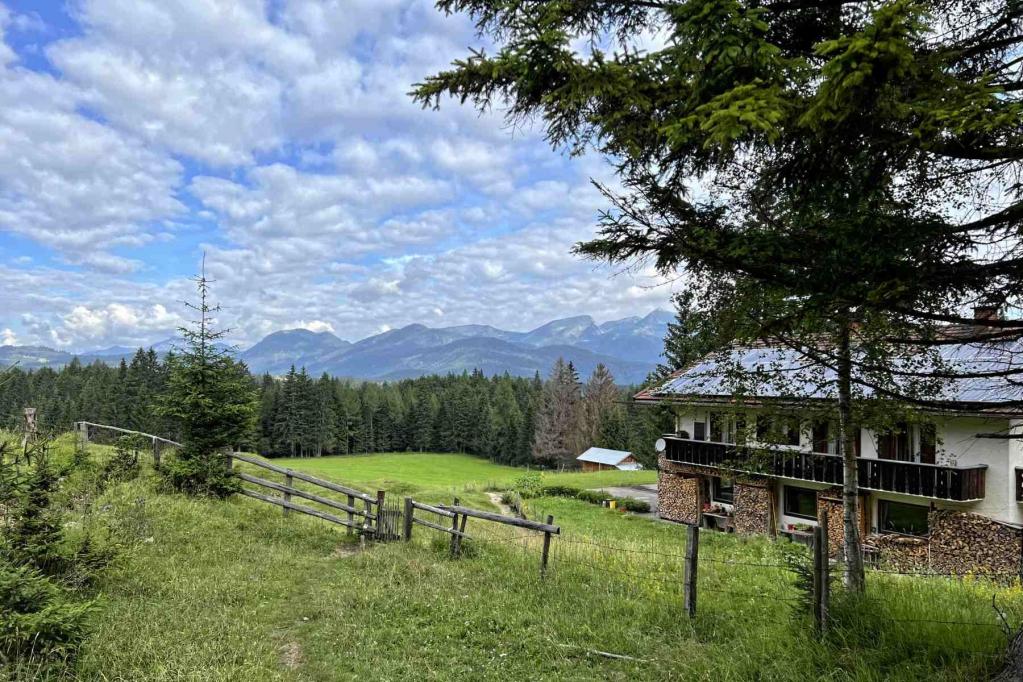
[1,309,672,382]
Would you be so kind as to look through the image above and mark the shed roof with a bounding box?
[577,447,634,465]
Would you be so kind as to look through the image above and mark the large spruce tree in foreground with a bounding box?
[159,265,257,497]
[414,0,1023,590]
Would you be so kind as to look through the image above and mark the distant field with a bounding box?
[270,451,657,496]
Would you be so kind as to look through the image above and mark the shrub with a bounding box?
[100,435,143,485]
[576,489,611,505]
[512,471,544,498]
[540,484,581,498]
[0,558,94,661]
[615,497,651,513]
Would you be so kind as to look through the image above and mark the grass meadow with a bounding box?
[271,451,656,497]
[9,441,1023,680]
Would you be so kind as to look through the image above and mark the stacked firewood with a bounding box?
[929,510,1022,576]
[658,471,700,524]
[871,533,929,571]
[733,483,771,535]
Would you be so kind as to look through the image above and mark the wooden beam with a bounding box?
[411,516,469,537]
[237,473,374,519]
[74,421,181,447]
[238,489,364,530]
[440,505,560,535]
[411,500,457,519]
[230,453,375,502]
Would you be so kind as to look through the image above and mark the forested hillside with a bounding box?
[0,350,670,467]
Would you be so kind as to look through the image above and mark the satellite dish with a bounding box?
[654,438,666,453]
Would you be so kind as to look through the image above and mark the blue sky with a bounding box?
[0,0,675,351]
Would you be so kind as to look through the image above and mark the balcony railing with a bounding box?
[661,436,987,502]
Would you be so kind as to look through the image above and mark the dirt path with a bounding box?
[486,491,515,516]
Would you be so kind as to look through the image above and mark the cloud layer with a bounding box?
[0,0,674,351]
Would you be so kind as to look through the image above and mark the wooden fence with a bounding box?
[71,423,559,563]
[228,452,384,538]
[74,421,181,467]
[403,496,560,578]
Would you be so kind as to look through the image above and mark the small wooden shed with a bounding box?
[576,447,642,472]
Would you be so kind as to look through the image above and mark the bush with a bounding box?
[99,436,143,486]
[576,489,611,505]
[540,484,581,498]
[512,471,544,498]
[615,497,651,513]
[0,558,94,662]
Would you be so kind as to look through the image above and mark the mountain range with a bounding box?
[0,309,674,384]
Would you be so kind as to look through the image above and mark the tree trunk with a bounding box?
[837,310,865,592]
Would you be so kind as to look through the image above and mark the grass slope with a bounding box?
[34,447,1023,680]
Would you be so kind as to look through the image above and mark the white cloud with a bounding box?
[1,328,16,346]
[292,319,335,334]
[0,0,677,352]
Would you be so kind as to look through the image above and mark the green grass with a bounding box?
[270,451,656,497]
[14,445,1023,680]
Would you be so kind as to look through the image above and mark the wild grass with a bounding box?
[9,444,1022,680]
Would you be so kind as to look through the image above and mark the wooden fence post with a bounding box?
[376,490,386,539]
[453,510,468,556]
[450,497,460,557]
[347,494,355,536]
[153,439,161,468]
[815,513,830,636]
[403,497,414,541]
[361,497,373,547]
[76,422,89,451]
[540,514,555,579]
[684,524,700,618]
[283,472,293,516]
[813,523,824,635]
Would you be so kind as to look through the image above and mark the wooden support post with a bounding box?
[450,497,460,557]
[153,438,161,468]
[684,524,699,618]
[403,497,414,541]
[813,523,824,636]
[362,498,373,538]
[453,511,468,557]
[375,490,386,539]
[76,422,89,451]
[347,495,355,536]
[283,473,293,516]
[540,514,555,579]
[818,513,830,636]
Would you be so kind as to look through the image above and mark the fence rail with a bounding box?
[74,421,181,467]
[404,496,559,576]
[227,452,382,537]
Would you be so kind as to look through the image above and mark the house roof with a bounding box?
[577,447,634,465]
[634,340,1023,414]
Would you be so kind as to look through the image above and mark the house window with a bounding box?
[920,424,936,464]
[711,477,734,504]
[880,500,929,536]
[756,415,800,446]
[878,423,911,461]
[710,413,724,443]
[811,421,829,453]
[783,486,818,520]
[693,420,706,441]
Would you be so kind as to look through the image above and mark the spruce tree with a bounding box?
[157,263,257,497]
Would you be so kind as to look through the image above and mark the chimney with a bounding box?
[973,304,1002,321]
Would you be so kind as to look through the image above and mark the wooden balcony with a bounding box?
[661,436,987,502]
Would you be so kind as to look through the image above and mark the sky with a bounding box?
[0,0,677,352]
